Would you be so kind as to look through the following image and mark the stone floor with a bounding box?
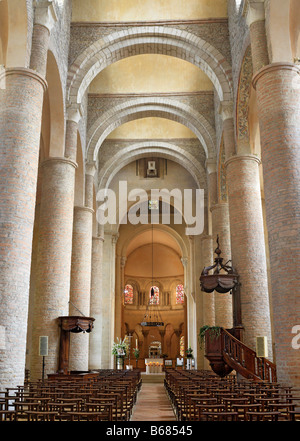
[131,382,176,421]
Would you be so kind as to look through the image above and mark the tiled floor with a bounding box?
[131,383,176,421]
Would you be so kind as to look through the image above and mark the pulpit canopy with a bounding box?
[58,316,95,333]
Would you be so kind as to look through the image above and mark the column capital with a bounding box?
[200,234,213,243]
[41,156,78,170]
[92,235,105,243]
[225,153,261,169]
[205,157,217,174]
[243,0,265,26]
[210,202,228,213]
[219,100,234,122]
[66,103,83,124]
[181,257,188,267]
[1,67,48,92]
[85,161,97,177]
[33,0,58,33]
[74,205,94,214]
[112,233,119,244]
[252,62,300,89]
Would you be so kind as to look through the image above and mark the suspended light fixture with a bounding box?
[141,222,164,327]
[200,235,242,335]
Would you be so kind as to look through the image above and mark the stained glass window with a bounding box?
[124,284,133,304]
[176,284,185,304]
[180,336,185,357]
[149,286,159,304]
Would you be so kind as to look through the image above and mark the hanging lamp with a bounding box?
[141,223,164,327]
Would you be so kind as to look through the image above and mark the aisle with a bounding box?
[131,382,176,421]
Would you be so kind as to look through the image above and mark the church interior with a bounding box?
[0,0,299,422]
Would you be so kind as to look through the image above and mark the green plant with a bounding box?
[133,348,140,359]
[198,326,222,348]
[186,346,193,357]
[112,337,129,357]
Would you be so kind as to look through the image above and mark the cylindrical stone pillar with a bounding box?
[69,206,94,372]
[200,235,214,370]
[253,63,300,386]
[30,157,77,380]
[206,159,233,329]
[0,0,57,390]
[0,70,47,390]
[65,105,82,161]
[245,1,269,75]
[210,202,233,328]
[201,235,215,327]
[100,233,117,368]
[246,2,300,387]
[225,154,272,357]
[89,233,104,370]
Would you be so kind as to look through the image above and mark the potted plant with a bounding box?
[186,346,193,358]
[133,347,140,368]
[198,325,222,349]
[112,337,129,369]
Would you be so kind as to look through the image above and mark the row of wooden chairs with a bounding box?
[164,369,300,421]
[0,369,142,421]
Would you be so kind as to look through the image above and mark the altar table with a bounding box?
[145,358,163,374]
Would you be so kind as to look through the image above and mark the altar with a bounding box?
[145,358,163,374]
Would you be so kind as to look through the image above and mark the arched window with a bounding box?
[180,336,185,357]
[149,286,159,305]
[176,284,185,304]
[124,284,133,304]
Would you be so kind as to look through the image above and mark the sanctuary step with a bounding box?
[141,372,165,383]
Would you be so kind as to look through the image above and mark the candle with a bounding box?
[136,339,138,349]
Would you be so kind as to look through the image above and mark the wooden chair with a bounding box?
[24,410,58,421]
[201,411,239,421]
[231,403,262,420]
[246,411,282,421]
[68,410,111,421]
[267,403,296,421]
[197,404,226,421]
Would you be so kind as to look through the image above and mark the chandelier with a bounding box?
[140,223,164,327]
[200,235,239,294]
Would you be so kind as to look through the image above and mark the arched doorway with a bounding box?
[119,223,188,370]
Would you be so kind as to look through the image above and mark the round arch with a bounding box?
[97,141,207,191]
[67,26,232,107]
[86,99,216,161]
[118,223,189,275]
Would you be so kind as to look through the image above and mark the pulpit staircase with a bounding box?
[204,327,277,383]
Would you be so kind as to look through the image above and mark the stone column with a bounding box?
[69,163,95,371]
[65,104,82,161]
[206,159,233,329]
[246,1,300,386]
[210,203,233,328]
[200,235,215,327]
[30,157,77,380]
[100,233,117,368]
[244,0,269,73]
[0,2,56,389]
[225,153,272,357]
[200,235,214,370]
[30,1,57,77]
[89,226,105,370]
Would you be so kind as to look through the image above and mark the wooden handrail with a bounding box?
[221,328,277,382]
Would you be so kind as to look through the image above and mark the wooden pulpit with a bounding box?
[58,316,95,374]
